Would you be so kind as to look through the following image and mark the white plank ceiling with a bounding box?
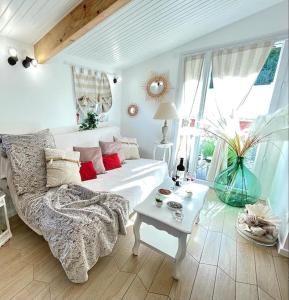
[61,0,284,69]
[0,0,81,44]
[0,0,285,69]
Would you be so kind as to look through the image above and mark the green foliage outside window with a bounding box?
[201,139,215,158]
[209,47,281,88]
[255,47,281,85]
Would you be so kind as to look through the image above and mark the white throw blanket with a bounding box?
[20,184,129,283]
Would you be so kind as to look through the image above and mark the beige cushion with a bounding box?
[73,146,105,174]
[113,136,140,160]
[45,148,81,187]
[99,141,126,163]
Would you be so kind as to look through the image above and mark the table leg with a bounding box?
[153,145,157,160]
[132,214,141,255]
[173,233,187,280]
[168,146,171,166]
[162,148,166,162]
[195,212,200,224]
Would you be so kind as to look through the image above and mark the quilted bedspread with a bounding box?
[1,130,129,283]
[20,184,129,283]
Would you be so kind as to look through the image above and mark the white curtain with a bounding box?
[207,41,273,182]
[72,66,112,124]
[175,54,205,170]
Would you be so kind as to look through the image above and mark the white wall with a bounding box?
[121,2,288,159]
[0,36,122,134]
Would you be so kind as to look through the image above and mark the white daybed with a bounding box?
[1,125,169,221]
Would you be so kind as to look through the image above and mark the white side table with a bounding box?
[132,180,209,279]
[153,142,173,164]
[0,193,12,247]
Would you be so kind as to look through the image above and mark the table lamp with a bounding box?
[153,101,178,144]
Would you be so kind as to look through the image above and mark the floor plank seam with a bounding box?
[272,254,283,300]
[253,242,281,300]
[121,274,140,300]
[188,256,201,300]
[194,224,209,263]
[136,273,149,292]
[186,251,201,265]
[258,286,278,300]
[211,262,219,299]
[147,255,165,292]
[217,265,236,283]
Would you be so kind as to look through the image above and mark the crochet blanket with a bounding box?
[20,184,129,283]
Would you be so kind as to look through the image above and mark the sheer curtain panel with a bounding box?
[207,41,273,181]
[175,54,205,170]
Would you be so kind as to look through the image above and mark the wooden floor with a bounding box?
[0,189,288,300]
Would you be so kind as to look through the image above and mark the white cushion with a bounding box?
[81,158,169,213]
[114,136,140,160]
[45,148,81,187]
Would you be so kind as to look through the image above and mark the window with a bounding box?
[182,41,286,182]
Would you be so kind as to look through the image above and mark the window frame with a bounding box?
[174,37,288,185]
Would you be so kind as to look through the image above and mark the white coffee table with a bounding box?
[132,180,209,279]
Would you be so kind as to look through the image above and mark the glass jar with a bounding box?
[214,156,261,207]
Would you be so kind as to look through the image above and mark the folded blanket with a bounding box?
[2,130,129,282]
[20,184,129,283]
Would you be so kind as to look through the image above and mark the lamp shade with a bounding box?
[153,102,178,120]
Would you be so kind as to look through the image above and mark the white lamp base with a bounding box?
[160,120,169,144]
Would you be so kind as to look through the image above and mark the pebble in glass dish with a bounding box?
[172,210,184,222]
[167,201,183,211]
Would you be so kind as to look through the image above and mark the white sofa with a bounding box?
[1,126,169,218]
[53,126,169,213]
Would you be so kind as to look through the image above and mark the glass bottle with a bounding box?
[176,158,185,186]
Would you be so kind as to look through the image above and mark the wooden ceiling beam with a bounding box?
[34,0,130,63]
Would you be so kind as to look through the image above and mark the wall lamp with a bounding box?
[7,48,38,68]
[113,75,121,84]
[22,56,38,68]
[7,48,18,65]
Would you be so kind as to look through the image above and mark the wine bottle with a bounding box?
[176,158,185,186]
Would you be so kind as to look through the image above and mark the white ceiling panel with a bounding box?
[0,0,285,69]
[61,0,284,69]
[0,0,81,44]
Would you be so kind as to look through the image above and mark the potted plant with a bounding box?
[79,111,99,131]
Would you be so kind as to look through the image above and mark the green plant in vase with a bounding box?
[79,111,99,131]
[201,106,288,207]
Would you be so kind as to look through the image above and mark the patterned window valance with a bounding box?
[72,66,112,123]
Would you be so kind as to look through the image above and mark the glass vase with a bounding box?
[214,156,261,207]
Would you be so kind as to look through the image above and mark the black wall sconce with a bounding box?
[22,56,38,68]
[113,75,121,84]
[7,48,18,65]
[7,47,38,68]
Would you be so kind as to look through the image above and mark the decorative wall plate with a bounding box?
[127,104,139,117]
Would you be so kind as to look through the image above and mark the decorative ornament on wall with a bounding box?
[127,104,139,117]
[72,66,112,124]
[143,72,172,101]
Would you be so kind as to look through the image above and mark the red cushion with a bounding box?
[102,153,121,171]
[79,161,97,181]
